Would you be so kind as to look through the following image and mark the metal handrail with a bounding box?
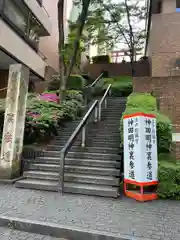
[98,84,111,121]
[59,100,98,193]
[85,73,103,89]
[83,73,103,105]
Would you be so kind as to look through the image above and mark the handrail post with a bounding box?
[98,103,102,121]
[59,151,65,193]
[81,126,86,147]
[105,98,107,109]
[94,106,98,123]
[58,100,98,195]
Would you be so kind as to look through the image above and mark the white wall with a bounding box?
[39,0,59,72]
[39,0,74,72]
[162,0,176,13]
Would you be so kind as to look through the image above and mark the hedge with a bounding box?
[48,75,86,91]
[126,93,157,111]
[92,55,110,64]
[93,76,133,97]
[158,161,180,199]
[120,93,172,153]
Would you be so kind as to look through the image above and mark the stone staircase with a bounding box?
[15,97,126,197]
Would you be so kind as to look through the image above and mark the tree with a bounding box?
[57,0,65,98]
[57,0,91,99]
[84,0,146,76]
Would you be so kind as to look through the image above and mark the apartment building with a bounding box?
[146,0,180,77]
[39,0,74,76]
[0,0,54,95]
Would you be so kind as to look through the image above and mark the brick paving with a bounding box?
[0,185,179,240]
[0,226,65,239]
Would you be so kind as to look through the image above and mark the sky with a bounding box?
[113,0,146,51]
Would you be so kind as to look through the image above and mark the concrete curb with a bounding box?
[0,215,151,240]
[0,176,25,184]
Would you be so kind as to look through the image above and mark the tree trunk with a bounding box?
[58,0,65,100]
[64,0,91,84]
[124,0,135,77]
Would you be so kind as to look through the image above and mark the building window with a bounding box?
[0,0,43,51]
[4,0,28,33]
[157,1,162,14]
[176,0,180,12]
[28,14,41,48]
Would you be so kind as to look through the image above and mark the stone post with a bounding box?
[0,64,29,179]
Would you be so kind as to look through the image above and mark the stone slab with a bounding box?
[0,185,179,240]
[0,226,65,239]
[0,215,149,240]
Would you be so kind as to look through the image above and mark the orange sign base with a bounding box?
[124,179,158,202]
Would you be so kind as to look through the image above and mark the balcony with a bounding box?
[24,0,52,36]
[0,19,47,77]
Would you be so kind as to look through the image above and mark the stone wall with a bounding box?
[133,76,180,131]
[84,60,150,79]
[133,76,180,159]
[150,13,180,77]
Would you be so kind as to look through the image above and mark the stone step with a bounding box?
[50,141,120,148]
[55,135,120,143]
[15,179,119,197]
[64,173,120,186]
[65,165,120,176]
[15,179,58,191]
[29,163,59,172]
[100,119,120,123]
[100,118,120,122]
[54,135,120,142]
[33,157,121,168]
[23,171,119,186]
[90,125,120,130]
[29,164,120,176]
[63,182,119,198]
[24,170,59,181]
[45,146,120,154]
[55,132,120,140]
[42,150,120,161]
[106,103,126,106]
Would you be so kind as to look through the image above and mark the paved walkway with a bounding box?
[0,226,64,239]
[0,185,179,240]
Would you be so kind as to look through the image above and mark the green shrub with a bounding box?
[25,90,84,144]
[48,75,86,91]
[126,93,157,111]
[157,161,180,199]
[92,79,105,97]
[92,55,110,63]
[92,76,133,97]
[156,112,172,153]
[66,75,86,90]
[81,74,93,84]
[0,90,84,145]
[111,81,132,97]
[120,94,172,153]
[65,90,84,103]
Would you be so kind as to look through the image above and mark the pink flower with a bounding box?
[40,93,60,103]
